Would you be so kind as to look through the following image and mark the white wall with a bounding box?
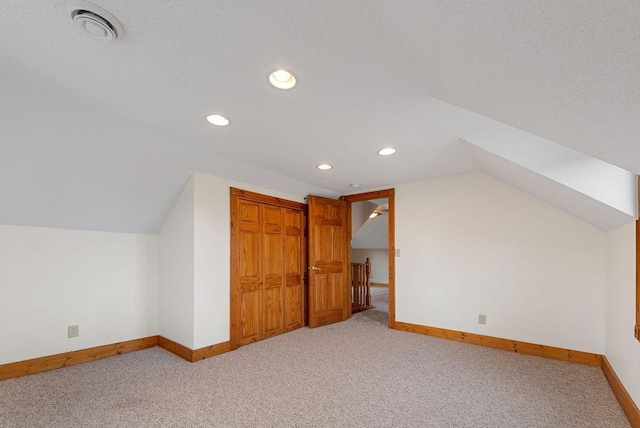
[0,225,158,365]
[396,172,607,353]
[193,174,228,349]
[351,248,389,285]
[159,177,195,349]
[605,222,640,405]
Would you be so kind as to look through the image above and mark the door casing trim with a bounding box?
[341,189,396,328]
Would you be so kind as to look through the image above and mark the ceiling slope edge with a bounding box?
[464,131,636,230]
[351,213,388,249]
[350,201,378,240]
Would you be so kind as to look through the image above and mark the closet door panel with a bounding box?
[262,205,284,338]
[238,200,262,345]
[284,209,303,332]
[239,288,261,345]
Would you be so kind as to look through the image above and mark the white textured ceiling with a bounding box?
[0,1,638,232]
[376,1,640,174]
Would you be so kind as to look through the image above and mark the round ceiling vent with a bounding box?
[66,0,123,41]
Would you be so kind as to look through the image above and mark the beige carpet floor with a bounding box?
[359,285,389,325]
[0,302,629,427]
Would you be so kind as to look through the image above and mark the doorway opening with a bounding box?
[349,197,389,325]
[341,189,395,329]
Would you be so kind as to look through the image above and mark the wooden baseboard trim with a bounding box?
[192,341,231,361]
[602,356,640,427]
[370,282,388,287]
[393,321,601,366]
[0,334,233,380]
[158,336,231,362]
[0,336,158,381]
[158,336,193,362]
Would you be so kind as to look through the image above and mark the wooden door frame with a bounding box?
[340,189,396,328]
[229,188,307,351]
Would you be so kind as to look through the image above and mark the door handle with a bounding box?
[308,266,321,271]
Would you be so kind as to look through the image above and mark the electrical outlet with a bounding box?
[68,325,79,338]
[478,314,486,325]
[395,249,401,257]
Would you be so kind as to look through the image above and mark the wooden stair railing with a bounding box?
[351,257,373,313]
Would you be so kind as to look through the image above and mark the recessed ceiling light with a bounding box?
[269,69,297,90]
[350,183,361,189]
[378,147,396,156]
[316,164,333,170]
[206,114,230,127]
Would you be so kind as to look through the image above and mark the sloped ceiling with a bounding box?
[352,213,388,250]
[0,1,638,233]
[351,201,378,239]
[469,146,635,231]
[465,127,637,230]
[0,69,337,233]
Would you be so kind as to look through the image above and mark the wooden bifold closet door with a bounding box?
[231,189,305,348]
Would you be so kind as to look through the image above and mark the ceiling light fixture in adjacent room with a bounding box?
[206,114,230,127]
[66,0,124,42]
[316,164,333,170]
[369,212,379,219]
[378,147,397,156]
[269,69,297,90]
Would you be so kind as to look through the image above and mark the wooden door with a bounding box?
[284,209,304,331]
[237,200,263,345]
[262,205,284,339]
[231,188,306,349]
[307,195,350,328]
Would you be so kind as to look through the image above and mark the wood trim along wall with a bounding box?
[230,190,239,351]
[341,189,394,202]
[370,282,388,287]
[341,188,396,328]
[158,336,231,362]
[302,209,308,326]
[393,321,602,366]
[388,190,396,328]
[602,356,640,427]
[158,336,193,361]
[345,199,353,319]
[0,335,232,381]
[230,187,306,211]
[192,341,232,362]
[0,336,158,381]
